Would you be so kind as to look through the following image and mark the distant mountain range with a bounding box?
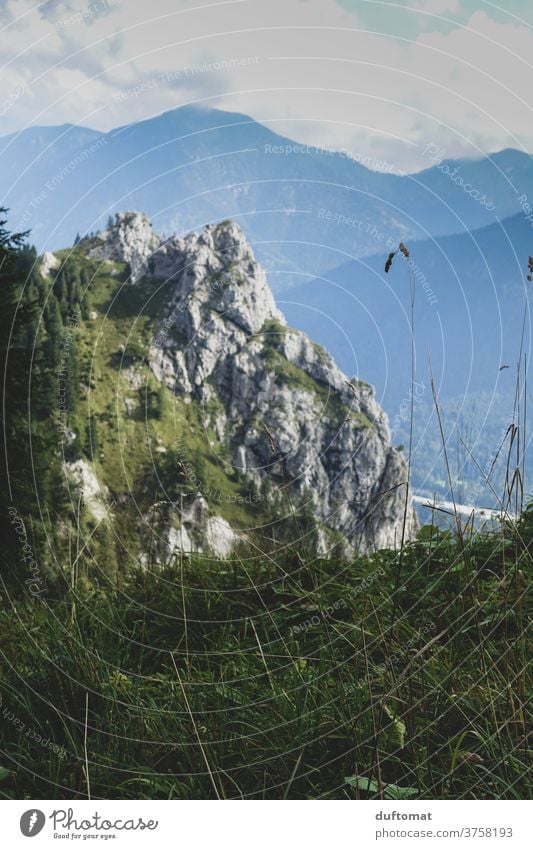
[282,211,532,409]
[280,212,533,503]
[1,104,533,281]
[2,104,531,505]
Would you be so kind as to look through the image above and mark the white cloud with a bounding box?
[0,0,532,171]
[411,0,461,13]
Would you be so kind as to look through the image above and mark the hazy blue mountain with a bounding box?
[0,123,102,163]
[1,105,532,278]
[281,212,533,503]
[281,211,532,407]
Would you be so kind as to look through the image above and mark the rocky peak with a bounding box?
[88,211,160,282]
[40,250,59,277]
[141,213,416,555]
[153,220,282,335]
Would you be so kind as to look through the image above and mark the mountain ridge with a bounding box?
[3,104,532,280]
[51,210,415,560]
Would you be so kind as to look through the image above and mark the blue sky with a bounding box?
[338,0,533,35]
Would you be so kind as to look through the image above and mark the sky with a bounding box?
[1,0,533,171]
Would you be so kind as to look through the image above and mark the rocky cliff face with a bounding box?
[88,212,415,556]
[88,211,160,282]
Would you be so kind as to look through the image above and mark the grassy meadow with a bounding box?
[1,512,531,800]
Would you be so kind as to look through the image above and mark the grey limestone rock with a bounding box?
[93,212,415,556]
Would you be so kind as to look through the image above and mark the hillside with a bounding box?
[0,210,530,804]
[22,213,414,570]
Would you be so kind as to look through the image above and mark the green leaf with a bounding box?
[0,768,10,783]
[345,776,380,794]
[382,704,407,750]
[345,776,418,799]
[214,683,248,706]
[385,783,419,799]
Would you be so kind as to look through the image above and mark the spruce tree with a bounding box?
[0,211,50,575]
[156,382,167,419]
[43,295,64,372]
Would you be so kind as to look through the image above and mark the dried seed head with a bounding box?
[385,251,396,273]
[458,752,484,765]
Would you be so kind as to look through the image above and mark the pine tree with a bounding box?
[155,382,167,419]
[43,294,64,372]
[0,213,32,501]
[55,268,69,320]
[80,266,91,319]
[64,334,80,416]
[0,210,58,574]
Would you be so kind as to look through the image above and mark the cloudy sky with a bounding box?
[1,0,533,171]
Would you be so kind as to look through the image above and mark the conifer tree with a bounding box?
[0,211,50,572]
